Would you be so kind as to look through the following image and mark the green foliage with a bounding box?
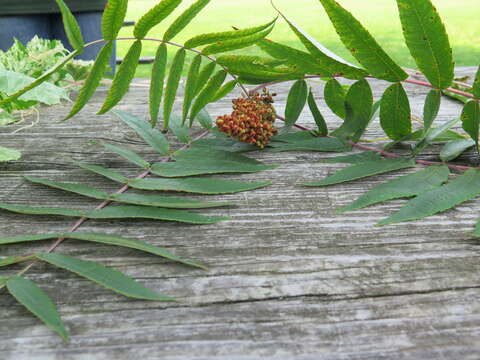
[163,0,211,41]
[102,0,129,40]
[440,139,475,162]
[285,79,308,126]
[98,40,142,114]
[163,48,186,130]
[423,89,441,131]
[461,101,480,150]
[307,89,328,135]
[378,169,480,225]
[324,78,347,119]
[149,44,168,126]
[65,41,114,120]
[473,66,480,99]
[318,0,407,82]
[189,70,227,125]
[134,0,182,39]
[6,276,69,341]
[0,146,21,162]
[37,253,174,301]
[396,0,454,89]
[53,0,84,51]
[380,83,411,140]
[303,158,416,187]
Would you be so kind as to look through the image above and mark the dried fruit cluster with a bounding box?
[216,90,278,148]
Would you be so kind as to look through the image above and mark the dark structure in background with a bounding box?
[0,0,116,72]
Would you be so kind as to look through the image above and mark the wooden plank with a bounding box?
[0,68,479,359]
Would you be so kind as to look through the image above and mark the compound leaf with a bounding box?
[319,0,407,82]
[37,253,174,301]
[396,0,454,89]
[6,276,69,341]
[339,165,449,212]
[379,168,480,225]
[303,158,416,186]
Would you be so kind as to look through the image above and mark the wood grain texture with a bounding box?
[1,68,480,359]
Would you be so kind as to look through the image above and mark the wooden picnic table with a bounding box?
[1,67,479,359]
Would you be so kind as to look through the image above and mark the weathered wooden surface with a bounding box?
[1,68,480,359]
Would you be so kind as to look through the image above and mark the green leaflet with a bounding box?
[151,148,277,177]
[461,101,480,149]
[380,82,411,140]
[0,233,205,269]
[129,177,271,194]
[195,108,213,129]
[440,139,475,162]
[378,168,480,226]
[98,40,142,114]
[277,11,367,80]
[193,61,216,97]
[257,39,330,76]
[332,79,373,142]
[6,276,69,341]
[163,48,186,130]
[163,0,211,41]
[53,0,84,50]
[268,136,351,153]
[133,0,182,39]
[69,159,129,183]
[413,118,461,156]
[216,55,301,83]
[184,18,276,48]
[318,0,407,82]
[0,255,35,267]
[169,113,191,143]
[202,26,274,55]
[112,110,170,155]
[0,202,228,224]
[324,78,346,119]
[102,0,128,40]
[65,41,114,120]
[0,146,21,162]
[320,151,381,164]
[149,43,168,127]
[307,89,328,135]
[285,79,308,126]
[396,0,454,89]
[338,165,450,212]
[182,55,202,123]
[211,80,237,103]
[423,89,441,131]
[189,70,227,126]
[37,253,174,301]
[473,66,480,99]
[99,142,150,169]
[303,158,416,187]
[25,175,233,208]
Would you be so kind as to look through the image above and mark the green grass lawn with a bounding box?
[118,0,480,78]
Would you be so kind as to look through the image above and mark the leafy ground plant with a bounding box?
[1,0,480,340]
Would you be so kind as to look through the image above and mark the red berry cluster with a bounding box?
[216,90,278,149]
